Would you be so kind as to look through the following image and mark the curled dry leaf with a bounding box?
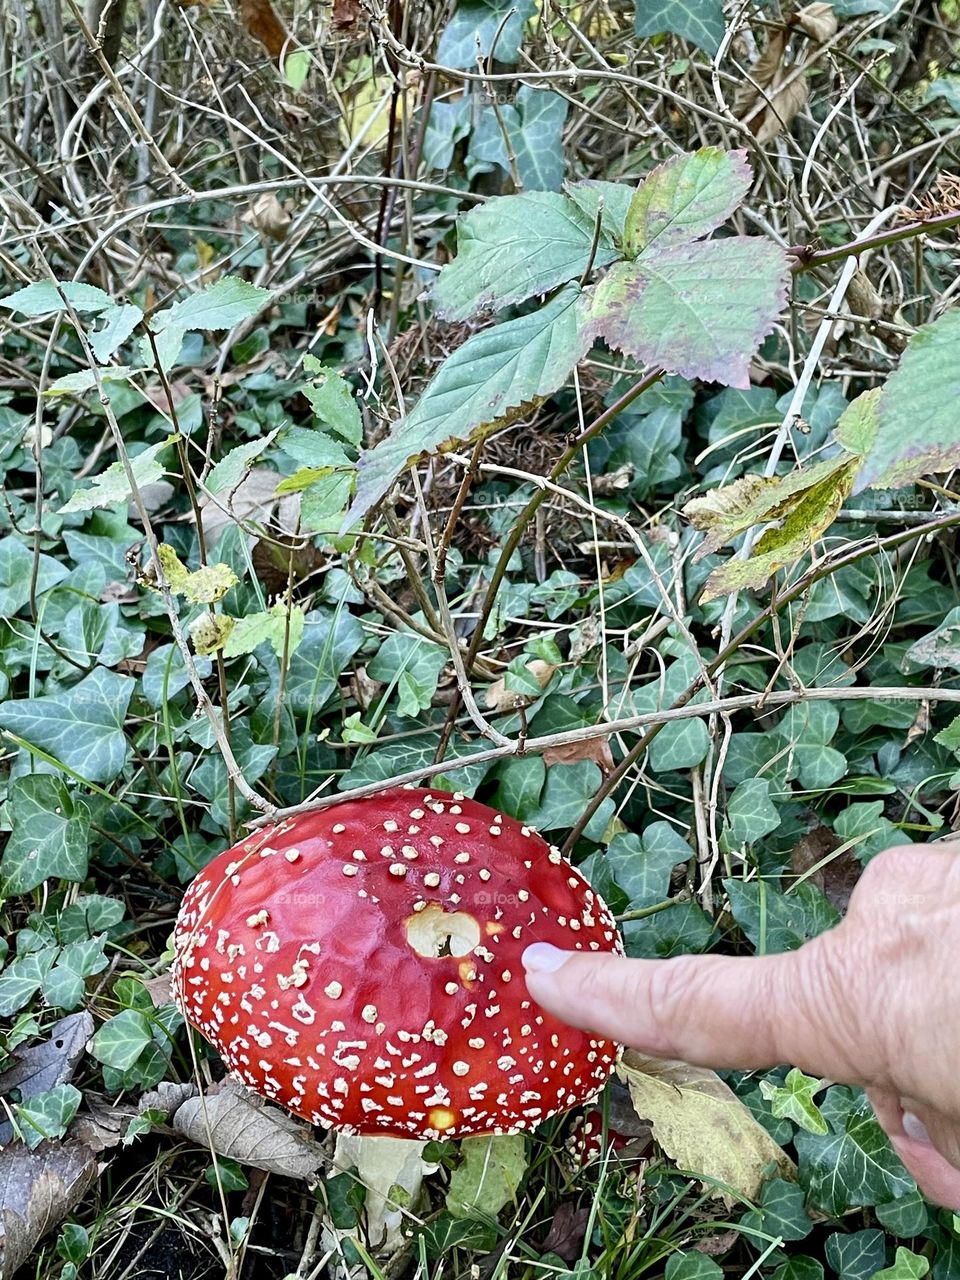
[735,29,810,142]
[0,1140,97,1280]
[484,659,556,712]
[791,824,859,915]
[542,735,615,774]
[141,972,174,1007]
[69,1097,138,1152]
[796,2,838,42]
[238,0,289,60]
[617,1049,795,1201]
[241,193,292,242]
[172,1077,326,1178]
[199,465,300,547]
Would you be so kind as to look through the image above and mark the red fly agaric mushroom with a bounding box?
[170,786,623,1140]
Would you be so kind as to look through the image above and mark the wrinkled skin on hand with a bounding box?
[522,844,960,1207]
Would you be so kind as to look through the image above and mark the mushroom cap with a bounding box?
[171,787,623,1140]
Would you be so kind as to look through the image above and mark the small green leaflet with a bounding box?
[346,283,591,527]
[760,1068,829,1135]
[156,544,238,604]
[15,1083,82,1149]
[1,775,92,893]
[624,147,751,255]
[431,191,621,322]
[222,602,305,659]
[367,633,448,719]
[301,357,363,446]
[446,1134,527,1219]
[0,280,113,316]
[872,1248,929,1280]
[43,366,136,397]
[856,310,960,490]
[60,438,172,514]
[207,430,280,494]
[89,303,143,363]
[0,667,136,783]
[634,0,726,55]
[151,276,272,333]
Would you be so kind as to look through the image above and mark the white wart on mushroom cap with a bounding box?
[170,786,623,1140]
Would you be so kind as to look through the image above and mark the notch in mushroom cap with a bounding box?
[170,786,623,1141]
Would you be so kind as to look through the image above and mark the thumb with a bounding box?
[521,939,861,1080]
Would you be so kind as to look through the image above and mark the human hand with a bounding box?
[522,844,960,1207]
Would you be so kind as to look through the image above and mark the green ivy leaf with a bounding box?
[634,0,726,56]
[491,756,545,821]
[875,1189,929,1238]
[589,237,790,389]
[90,1009,155,1069]
[740,1176,813,1243]
[15,1083,82,1148]
[152,276,272,332]
[725,879,839,954]
[724,778,782,846]
[60,438,171,514]
[825,1229,886,1280]
[0,667,135,783]
[347,283,590,527]
[431,192,620,322]
[607,822,690,909]
[524,760,615,842]
[437,0,536,66]
[759,1069,829,1135]
[0,949,58,1016]
[624,148,752,255]
[368,633,448,719]
[0,537,69,617]
[283,609,365,719]
[873,1248,930,1280]
[665,1254,722,1280]
[446,1134,527,1219]
[857,311,960,490]
[1,776,92,893]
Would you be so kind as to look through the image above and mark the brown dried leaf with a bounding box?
[0,1014,93,1147]
[790,824,860,914]
[847,269,883,320]
[241,193,292,242]
[734,31,788,116]
[198,465,300,546]
[540,1203,591,1262]
[141,973,173,1007]
[796,2,838,42]
[543,736,615,774]
[0,1141,97,1279]
[484,660,556,713]
[172,1078,325,1178]
[69,1097,138,1152]
[238,0,289,59]
[755,74,810,143]
[618,1050,795,1201]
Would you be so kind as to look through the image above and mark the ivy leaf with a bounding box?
[759,1069,829,1135]
[1,776,92,894]
[875,1189,929,1238]
[624,148,752,255]
[725,879,839,954]
[60,438,171,514]
[0,280,113,316]
[857,310,960,490]
[367,633,448,719]
[589,237,789,388]
[283,609,365,719]
[14,1083,82,1149]
[796,1088,915,1215]
[739,1176,813,1242]
[152,276,272,332]
[431,192,620,322]
[223,603,305,659]
[437,0,536,67]
[347,283,590,527]
[90,1009,155,1070]
[446,1134,527,1219]
[524,760,615,843]
[634,0,726,55]
[607,822,691,909]
[724,778,782,845]
[0,536,69,619]
[666,1256,721,1280]
[0,950,58,1016]
[873,1249,929,1280]
[825,1230,886,1280]
[491,756,545,821]
[156,544,238,604]
[0,667,135,783]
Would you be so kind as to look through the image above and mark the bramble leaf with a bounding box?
[624,148,752,255]
[152,276,272,333]
[346,284,590,527]
[0,280,113,316]
[60,439,172,514]
[223,603,305,659]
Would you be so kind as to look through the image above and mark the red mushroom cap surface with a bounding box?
[171,787,623,1140]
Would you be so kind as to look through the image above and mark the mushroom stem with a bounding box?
[328,1133,434,1256]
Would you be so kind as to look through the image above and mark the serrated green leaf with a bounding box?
[157,544,238,604]
[60,438,171,513]
[446,1134,527,1219]
[141,324,185,373]
[935,713,960,754]
[624,148,752,255]
[589,237,789,388]
[89,303,143,363]
[222,602,305,659]
[347,283,590,527]
[634,0,726,54]
[1,775,91,893]
[207,430,280,494]
[0,667,135,783]
[759,1069,829,1135]
[431,192,620,322]
[90,1008,154,1069]
[301,359,362,446]
[43,366,135,397]
[857,310,960,490]
[152,276,272,332]
[834,387,881,457]
[0,280,113,316]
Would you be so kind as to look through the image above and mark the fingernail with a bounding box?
[522,943,571,974]
[902,1111,932,1144]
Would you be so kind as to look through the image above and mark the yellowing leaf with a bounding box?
[446,1134,528,1220]
[189,612,236,656]
[618,1050,795,1200]
[157,545,238,604]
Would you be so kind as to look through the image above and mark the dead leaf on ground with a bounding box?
[0,1140,97,1279]
[617,1050,795,1201]
[540,1203,591,1262]
[238,0,289,59]
[796,2,838,42]
[140,1082,198,1118]
[791,824,860,914]
[543,736,615,774]
[70,1097,138,1152]
[735,30,810,142]
[199,465,300,547]
[141,973,174,1007]
[0,1013,93,1147]
[172,1077,325,1178]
